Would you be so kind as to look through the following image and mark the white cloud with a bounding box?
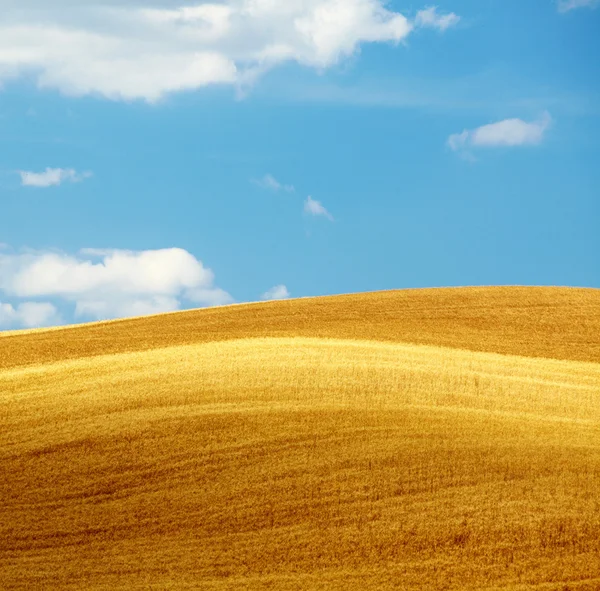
[448,112,552,152]
[73,295,181,319]
[415,6,460,31]
[0,247,233,324]
[0,1,459,102]
[19,168,92,188]
[557,0,599,12]
[304,195,334,220]
[261,284,290,300]
[253,173,295,192]
[186,287,235,306]
[0,301,61,329]
[447,129,470,151]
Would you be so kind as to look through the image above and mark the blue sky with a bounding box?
[0,0,598,329]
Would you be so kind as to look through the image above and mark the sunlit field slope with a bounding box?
[1,286,600,590]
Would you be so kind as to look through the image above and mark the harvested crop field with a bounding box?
[1,286,600,590]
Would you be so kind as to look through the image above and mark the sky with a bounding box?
[0,0,599,330]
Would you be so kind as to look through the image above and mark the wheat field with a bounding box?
[1,286,600,590]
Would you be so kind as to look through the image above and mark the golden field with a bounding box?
[1,286,600,590]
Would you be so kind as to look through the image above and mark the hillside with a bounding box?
[1,286,600,590]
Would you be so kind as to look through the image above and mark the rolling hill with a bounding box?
[1,286,600,590]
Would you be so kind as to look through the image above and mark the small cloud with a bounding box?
[185,287,234,307]
[304,196,334,221]
[557,0,599,12]
[18,168,93,188]
[253,174,295,193]
[415,6,460,31]
[448,112,552,153]
[261,285,290,301]
[0,301,61,329]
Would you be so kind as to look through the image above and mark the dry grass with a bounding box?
[1,286,600,590]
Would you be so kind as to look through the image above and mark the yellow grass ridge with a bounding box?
[1,286,600,590]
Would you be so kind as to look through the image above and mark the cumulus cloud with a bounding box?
[253,173,295,192]
[19,168,92,188]
[186,286,236,306]
[415,6,460,30]
[0,1,459,102]
[0,301,61,329]
[0,247,233,326]
[448,112,552,152]
[557,0,599,12]
[304,195,334,220]
[261,284,290,300]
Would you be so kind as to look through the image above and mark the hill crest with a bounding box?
[2,286,599,370]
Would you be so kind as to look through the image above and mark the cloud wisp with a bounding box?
[557,0,599,12]
[448,112,552,154]
[0,247,233,328]
[255,177,335,226]
[0,301,61,329]
[304,196,334,221]
[253,174,295,193]
[19,168,92,188]
[0,1,460,102]
[261,284,291,301]
[415,7,460,31]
